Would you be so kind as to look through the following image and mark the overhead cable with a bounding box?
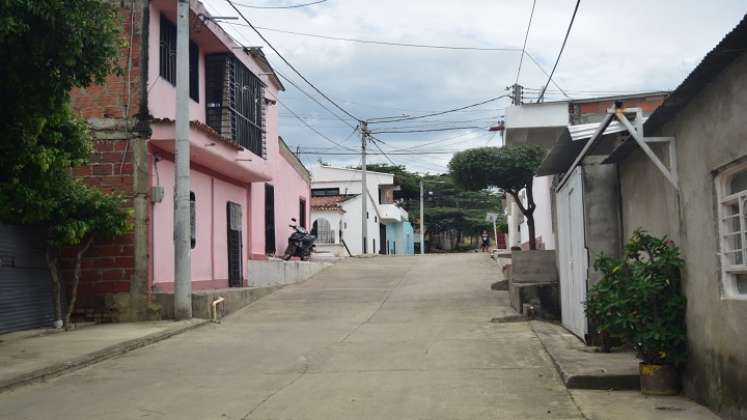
[233,0,328,9]
[224,0,362,122]
[515,0,537,85]
[537,0,581,103]
[370,95,510,124]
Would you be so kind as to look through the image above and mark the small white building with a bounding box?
[309,166,411,256]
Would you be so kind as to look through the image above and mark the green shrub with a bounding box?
[585,230,687,366]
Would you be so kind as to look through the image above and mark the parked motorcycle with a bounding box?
[283,218,316,261]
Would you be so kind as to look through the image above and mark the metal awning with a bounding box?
[554,106,678,192]
[536,120,634,176]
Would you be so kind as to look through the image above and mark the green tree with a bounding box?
[46,181,132,329]
[0,1,129,329]
[449,145,544,249]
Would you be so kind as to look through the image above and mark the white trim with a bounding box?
[716,160,747,300]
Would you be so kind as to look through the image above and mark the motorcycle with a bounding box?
[283,218,316,261]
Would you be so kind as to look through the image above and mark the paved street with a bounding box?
[0,254,583,419]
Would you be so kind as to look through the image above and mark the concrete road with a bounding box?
[0,254,583,420]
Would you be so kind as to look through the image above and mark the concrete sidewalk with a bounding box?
[531,319,640,390]
[0,320,206,392]
[530,320,720,419]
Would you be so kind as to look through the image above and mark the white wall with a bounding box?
[310,166,394,204]
[335,194,381,255]
[516,176,556,250]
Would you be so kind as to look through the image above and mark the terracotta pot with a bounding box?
[639,362,679,395]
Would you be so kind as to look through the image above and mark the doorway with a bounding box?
[227,202,243,288]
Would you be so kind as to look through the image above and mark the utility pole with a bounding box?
[510,83,524,105]
[360,121,368,255]
[174,0,192,320]
[419,180,424,255]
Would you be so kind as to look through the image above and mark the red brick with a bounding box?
[101,269,124,281]
[92,164,113,176]
[95,142,114,152]
[113,256,135,268]
[72,166,92,177]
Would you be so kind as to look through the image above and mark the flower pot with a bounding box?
[639,362,679,395]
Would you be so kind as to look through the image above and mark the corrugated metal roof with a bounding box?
[645,14,747,133]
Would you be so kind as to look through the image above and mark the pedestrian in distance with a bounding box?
[480,230,490,253]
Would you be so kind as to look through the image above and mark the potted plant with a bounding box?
[585,230,687,395]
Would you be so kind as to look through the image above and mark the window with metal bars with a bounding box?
[205,53,264,157]
[159,14,199,102]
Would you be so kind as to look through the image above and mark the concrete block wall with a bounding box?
[248,260,332,288]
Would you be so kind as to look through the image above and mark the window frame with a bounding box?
[159,14,199,102]
[716,160,747,300]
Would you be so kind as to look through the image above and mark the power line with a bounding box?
[371,95,510,124]
[233,0,328,9]
[227,23,524,52]
[371,126,487,134]
[537,0,581,103]
[370,141,398,166]
[274,69,357,129]
[297,151,458,156]
[224,0,362,122]
[515,0,537,85]
[523,51,570,98]
[276,98,357,151]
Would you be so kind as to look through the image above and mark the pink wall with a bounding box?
[151,156,249,290]
[145,0,309,286]
[270,151,311,257]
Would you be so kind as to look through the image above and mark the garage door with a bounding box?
[0,225,57,334]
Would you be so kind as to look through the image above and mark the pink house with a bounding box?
[67,0,310,321]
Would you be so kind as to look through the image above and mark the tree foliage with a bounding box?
[449,145,544,249]
[359,165,503,251]
[0,1,128,329]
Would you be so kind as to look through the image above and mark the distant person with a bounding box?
[480,230,490,252]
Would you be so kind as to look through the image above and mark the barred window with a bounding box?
[159,15,199,102]
[717,161,747,299]
[205,54,264,157]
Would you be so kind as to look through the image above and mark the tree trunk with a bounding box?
[45,247,63,327]
[526,214,537,250]
[508,188,538,250]
[64,234,95,330]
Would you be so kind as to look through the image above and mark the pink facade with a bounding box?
[146,0,310,291]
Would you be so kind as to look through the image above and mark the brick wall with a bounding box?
[63,1,147,321]
[70,2,144,120]
[60,138,137,321]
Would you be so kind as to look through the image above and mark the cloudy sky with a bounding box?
[202,0,747,173]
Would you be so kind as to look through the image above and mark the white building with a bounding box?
[309,166,412,256]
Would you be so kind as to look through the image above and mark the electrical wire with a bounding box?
[227,23,525,52]
[371,126,487,134]
[274,69,357,129]
[370,95,510,124]
[224,0,362,122]
[276,98,357,151]
[515,0,537,85]
[370,141,398,166]
[233,0,328,9]
[537,0,581,103]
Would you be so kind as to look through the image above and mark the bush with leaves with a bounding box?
[585,230,687,366]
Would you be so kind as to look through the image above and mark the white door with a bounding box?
[556,167,588,339]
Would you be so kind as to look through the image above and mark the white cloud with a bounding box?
[204,0,747,172]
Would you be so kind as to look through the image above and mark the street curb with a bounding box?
[530,321,640,391]
[0,319,210,394]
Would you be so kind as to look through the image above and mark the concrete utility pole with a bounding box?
[360,121,368,255]
[511,83,524,105]
[174,0,192,320]
[419,180,424,255]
